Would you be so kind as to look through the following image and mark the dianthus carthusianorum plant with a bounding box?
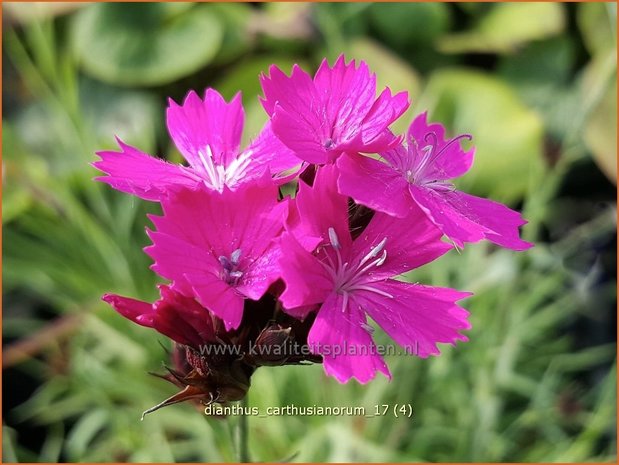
[94,55,531,417]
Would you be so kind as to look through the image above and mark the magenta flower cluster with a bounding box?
[95,56,531,395]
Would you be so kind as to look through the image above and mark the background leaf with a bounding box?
[438,3,565,54]
[71,3,223,86]
[416,69,545,202]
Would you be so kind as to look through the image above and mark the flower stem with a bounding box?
[237,396,250,463]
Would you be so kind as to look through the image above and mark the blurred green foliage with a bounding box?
[2,2,616,463]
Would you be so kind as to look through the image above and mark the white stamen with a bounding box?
[318,229,392,306]
[328,227,341,249]
[357,237,387,270]
[409,132,472,185]
[196,145,257,192]
[198,146,225,191]
[341,291,349,313]
[375,249,388,267]
[231,248,242,265]
[348,284,394,299]
[361,323,375,334]
[224,150,252,185]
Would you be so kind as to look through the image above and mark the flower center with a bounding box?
[198,146,227,191]
[197,146,252,192]
[319,228,393,312]
[323,138,335,149]
[219,248,243,286]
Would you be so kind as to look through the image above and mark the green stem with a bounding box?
[237,397,250,463]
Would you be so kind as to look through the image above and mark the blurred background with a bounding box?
[2,2,617,462]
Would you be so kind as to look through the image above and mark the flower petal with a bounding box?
[379,144,410,172]
[145,230,219,297]
[308,292,391,384]
[93,138,200,201]
[269,105,331,164]
[279,232,333,309]
[260,64,316,117]
[236,241,282,301]
[352,208,451,280]
[153,181,286,262]
[241,120,303,180]
[337,153,413,218]
[102,293,155,327]
[410,186,533,250]
[154,285,216,344]
[288,165,352,252]
[357,280,471,358]
[314,56,376,144]
[167,89,244,169]
[102,286,217,348]
[184,270,245,331]
[352,88,409,152]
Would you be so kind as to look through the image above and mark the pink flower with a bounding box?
[94,89,301,200]
[145,179,288,330]
[260,55,409,165]
[278,166,471,383]
[337,112,533,251]
[102,285,219,349]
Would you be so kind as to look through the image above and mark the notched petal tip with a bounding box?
[182,89,201,106]
[231,90,243,104]
[267,63,289,80]
[113,135,130,150]
[166,96,179,109]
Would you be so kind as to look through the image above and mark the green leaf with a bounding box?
[1,122,38,223]
[207,2,253,65]
[577,2,617,56]
[13,80,160,174]
[498,38,574,86]
[416,68,544,202]
[367,2,450,47]
[65,409,110,460]
[497,38,581,140]
[2,426,19,463]
[71,3,223,86]
[4,2,83,24]
[439,3,565,54]
[582,51,617,183]
[80,79,161,153]
[256,3,314,53]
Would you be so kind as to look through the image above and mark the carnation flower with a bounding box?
[278,166,471,383]
[145,179,287,330]
[94,89,301,200]
[260,55,409,165]
[337,112,533,250]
